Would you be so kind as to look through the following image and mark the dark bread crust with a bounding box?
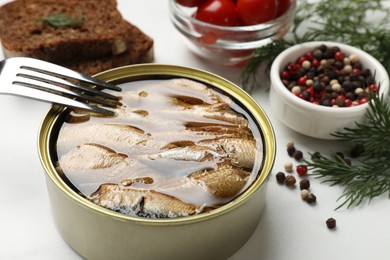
[63,22,154,75]
[0,0,129,63]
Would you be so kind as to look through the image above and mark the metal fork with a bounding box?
[0,57,121,115]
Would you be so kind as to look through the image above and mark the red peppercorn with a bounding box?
[369,84,378,93]
[334,51,345,61]
[311,59,320,67]
[305,51,314,60]
[359,97,369,104]
[344,99,353,107]
[296,165,308,176]
[294,63,302,71]
[298,76,307,86]
[297,55,308,65]
[306,87,314,97]
[352,68,361,75]
[280,71,290,80]
[287,63,296,73]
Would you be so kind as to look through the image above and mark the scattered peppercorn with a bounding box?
[350,143,365,158]
[326,218,336,229]
[284,162,293,173]
[287,146,296,156]
[276,171,286,184]
[286,141,295,148]
[285,175,296,186]
[301,189,309,200]
[311,151,321,160]
[296,165,308,176]
[343,158,352,165]
[293,150,303,161]
[299,179,310,190]
[306,193,317,204]
[335,152,345,159]
[286,141,296,156]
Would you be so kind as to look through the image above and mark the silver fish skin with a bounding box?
[59,143,128,170]
[186,103,249,127]
[89,183,203,218]
[170,78,229,105]
[201,137,258,169]
[148,145,222,162]
[188,163,250,198]
[57,123,151,153]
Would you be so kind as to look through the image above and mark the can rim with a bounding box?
[38,64,276,225]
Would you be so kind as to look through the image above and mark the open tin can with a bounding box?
[38,64,276,260]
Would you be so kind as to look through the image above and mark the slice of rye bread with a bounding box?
[0,0,129,63]
[60,22,154,75]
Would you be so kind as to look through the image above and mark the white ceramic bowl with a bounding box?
[270,41,390,139]
[169,0,296,66]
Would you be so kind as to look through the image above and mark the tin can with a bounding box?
[38,64,276,260]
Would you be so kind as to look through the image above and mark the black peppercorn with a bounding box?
[306,193,317,203]
[344,158,352,165]
[311,151,321,160]
[326,218,336,229]
[313,49,323,59]
[342,80,353,91]
[335,97,345,107]
[323,50,334,59]
[313,80,324,92]
[293,150,303,161]
[285,175,296,186]
[350,143,365,158]
[330,46,340,52]
[319,44,327,52]
[335,152,345,159]
[300,179,310,190]
[321,99,332,107]
[287,146,296,156]
[276,171,286,184]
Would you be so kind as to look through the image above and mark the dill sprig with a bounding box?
[38,13,84,28]
[306,93,390,209]
[241,0,390,92]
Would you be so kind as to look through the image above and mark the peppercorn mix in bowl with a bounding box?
[169,0,296,66]
[270,41,390,139]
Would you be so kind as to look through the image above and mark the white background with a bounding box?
[1,0,390,259]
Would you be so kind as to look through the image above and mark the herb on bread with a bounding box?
[38,13,84,28]
[241,0,390,93]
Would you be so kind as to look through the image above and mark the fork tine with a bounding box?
[17,69,120,100]
[15,57,121,91]
[13,77,119,108]
[10,82,115,115]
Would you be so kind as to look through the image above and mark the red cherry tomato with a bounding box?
[176,0,207,7]
[236,0,277,25]
[276,0,290,17]
[194,0,240,26]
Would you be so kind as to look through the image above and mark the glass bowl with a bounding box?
[169,0,296,66]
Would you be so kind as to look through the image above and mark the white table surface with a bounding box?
[1,1,390,259]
